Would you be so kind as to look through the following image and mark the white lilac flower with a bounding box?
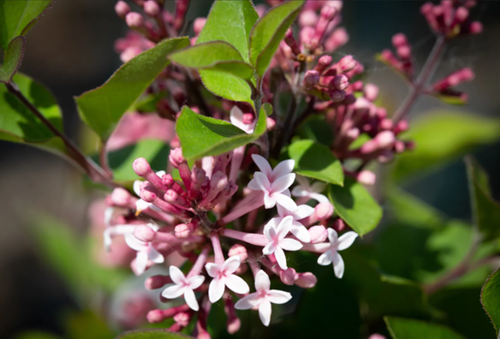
[230,106,255,134]
[205,256,250,303]
[247,154,297,211]
[124,222,164,275]
[103,207,136,251]
[161,266,205,311]
[263,216,303,270]
[133,170,166,213]
[267,200,315,243]
[291,175,329,203]
[317,228,358,278]
[234,270,292,327]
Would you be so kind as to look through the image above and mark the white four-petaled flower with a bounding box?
[247,155,297,211]
[133,170,165,212]
[291,175,329,203]
[205,256,250,303]
[317,228,358,278]
[263,216,303,270]
[234,270,292,327]
[124,223,164,275]
[161,266,205,311]
[268,200,314,243]
[230,106,255,134]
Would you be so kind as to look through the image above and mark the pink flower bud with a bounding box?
[140,189,156,203]
[147,309,165,323]
[299,10,318,27]
[331,74,349,90]
[309,225,328,243]
[454,7,469,24]
[228,243,248,261]
[324,27,349,52]
[368,335,386,339]
[364,83,379,101]
[134,225,156,242]
[338,55,356,72]
[144,1,160,17]
[468,21,483,34]
[380,118,393,130]
[397,45,411,60]
[357,170,376,186]
[254,4,267,17]
[304,70,320,87]
[115,1,131,18]
[110,187,131,206]
[332,219,345,232]
[315,55,333,74]
[174,223,192,238]
[330,89,346,102]
[300,26,315,46]
[126,12,144,29]
[320,5,337,21]
[133,157,152,176]
[193,18,207,35]
[242,113,255,125]
[392,33,408,47]
[145,275,172,289]
[169,148,185,168]
[174,312,190,327]
[375,131,395,148]
[295,272,317,288]
[394,120,409,135]
[280,267,297,285]
[315,202,334,220]
[266,117,276,130]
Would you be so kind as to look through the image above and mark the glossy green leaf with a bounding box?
[481,268,500,336]
[0,0,53,50]
[288,139,344,186]
[249,0,304,76]
[196,0,258,103]
[391,111,500,181]
[328,178,382,236]
[0,36,25,83]
[75,37,189,141]
[385,317,467,339]
[176,103,268,162]
[465,156,500,241]
[169,41,254,79]
[115,329,194,339]
[296,114,334,146]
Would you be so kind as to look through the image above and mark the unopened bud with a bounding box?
[280,267,297,285]
[228,244,248,261]
[364,83,379,101]
[331,74,349,90]
[392,33,408,47]
[315,55,333,74]
[134,225,156,242]
[315,202,334,220]
[174,223,192,238]
[169,148,185,168]
[357,170,376,186]
[145,275,172,290]
[304,70,320,87]
[115,1,130,18]
[330,89,345,102]
[133,157,152,176]
[193,18,207,35]
[126,12,144,29]
[375,131,395,148]
[242,113,255,125]
[332,219,345,232]
[110,187,131,206]
[174,312,190,327]
[144,1,160,17]
[299,10,318,27]
[338,55,356,72]
[147,309,165,323]
[295,272,317,288]
[309,225,328,243]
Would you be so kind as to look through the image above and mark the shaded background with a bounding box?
[0,1,499,338]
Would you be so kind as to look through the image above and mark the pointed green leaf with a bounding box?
[385,317,467,339]
[465,156,500,241]
[75,37,189,141]
[288,139,344,186]
[0,0,53,50]
[0,36,25,83]
[176,103,268,162]
[328,178,382,235]
[116,329,194,339]
[481,267,500,336]
[169,41,254,79]
[199,69,253,104]
[249,0,304,76]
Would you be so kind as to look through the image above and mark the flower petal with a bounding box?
[317,250,333,266]
[332,252,345,278]
[254,172,272,191]
[274,193,298,212]
[264,221,278,240]
[169,266,186,285]
[295,175,310,189]
[310,192,329,203]
[162,284,185,299]
[230,105,244,129]
[258,299,272,327]
[184,288,199,311]
[268,290,292,304]
[294,205,315,220]
[274,247,288,270]
[290,223,311,243]
[124,233,147,251]
[327,228,338,244]
[208,277,225,303]
[271,174,296,193]
[104,207,114,226]
[135,251,149,275]
[225,274,250,294]
[135,199,151,212]
[234,293,260,310]
[262,242,277,255]
[155,170,166,177]
[147,246,164,264]
[205,263,221,278]
[276,215,293,239]
[251,154,273,177]
[247,178,260,191]
[310,181,327,193]
[187,275,205,290]
[291,186,308,197]
[279,238,303,251]
[133,180,142,196]
[337,231,359,251]
[272,159,295,179]
[263,193,276,209]
[222,256,242,275]
[254,270,270,292]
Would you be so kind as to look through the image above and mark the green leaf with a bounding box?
[115,329,195,339]
[169,41,254,79]
[296,114,334,146]
[385,317,467,339]
[0,36,25,83]
[288,139,344,186]
[481,268,500,336]
[465,156,500,241]
[0,0,53,50]
[196,0,258,103]
[249,0,304,76]
[75,37,189,141]
[328,178,382,236]
[0,73,67,155]
[391,111,500,181]
[176,103,268,162]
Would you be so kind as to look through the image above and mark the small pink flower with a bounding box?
[263,216,303,270]
[247,155,297,211]
[317,228,358,278]
[161,266,205,311]
[230,106,255,134]
[234,270,292,327]
[291,175,329,203]
[205,256,250,303]
[268,201,314,243]
[124,223,164,275]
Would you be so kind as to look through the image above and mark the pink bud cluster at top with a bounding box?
[380,33,414,80]
[420,0,482,37]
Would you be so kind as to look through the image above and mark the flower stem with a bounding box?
[392,35,446,123]
[210,233,224,266]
